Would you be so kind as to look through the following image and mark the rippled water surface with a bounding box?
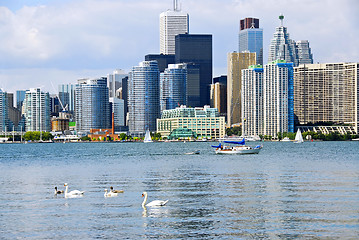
[0,141,359,239]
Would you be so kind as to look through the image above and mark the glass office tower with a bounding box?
[239,17,263,65]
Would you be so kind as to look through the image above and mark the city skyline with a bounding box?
[0,0,358,94]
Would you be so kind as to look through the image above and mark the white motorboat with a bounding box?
[294,129,304,143]
[281,137,291,142]
[212,139,262,154]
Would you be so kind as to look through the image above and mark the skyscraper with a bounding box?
[160,0,189,55]
[295,40,313,65]
[58,84,76,114]
[16,90,26,111]
[107,69,128,98]
[268,15,297,66]
[145,54,176,73]
[263,60,294,136]
[239,17,263,65]
[227,52,256,127]
[128,61,160,136]
[294,62,359,133]
[0,89,8,131]
[109,97,125,132]
[210,76,227,116]
[23,88,51,132]
[160,63,187,111]
[75,77,110,132]
[175,34,212,107]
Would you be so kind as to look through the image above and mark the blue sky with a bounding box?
[0,0,358,95]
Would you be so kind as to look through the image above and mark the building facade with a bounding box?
[75,78,110,133]
[58,84,76,115]
[107,69,128,98]
[145,54,175,73]
[128,61,160,136]
[16,90,26,112]
[109,97,125,132]
[227,52,256,127]
[294,62,359,133]
[159,1,189,55]
[242,65,264,137]
[23,88,51,132]
[210,75,227,117]
[295,40,313,66]
[239,17,263,65]
[160,63,187,111]
[0,89,8,132]
[157,105,226,139]
[263,60,294,137]
[175,34,212,107]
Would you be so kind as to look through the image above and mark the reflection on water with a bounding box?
[0,141,358,239]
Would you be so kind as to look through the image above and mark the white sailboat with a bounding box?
[294,129,304,143]
[144,129,153,143]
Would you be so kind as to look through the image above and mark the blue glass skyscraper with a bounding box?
[128,61,160,136]
[75,77,110,133]
[239,17,263,65]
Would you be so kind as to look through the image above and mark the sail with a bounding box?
[211,143,221,148]
[224,138,245,145]
[144,130,153,143]
[294,129,303,143]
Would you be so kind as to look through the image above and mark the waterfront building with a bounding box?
[210,75,227,117]
[160,0,189,55]
[58,84,76,115]
[239,17,263,65]
[268,15,297,66]
[294,62,359,133]
[145,54,175,73]
[128,61,160,136]
[157,105,226,139]
[23,88,51,132]
[160,63,187,111]
[295,40,313,65]
[175,34,212,106]
[16,90,26,111]
[263,60,294,137]
[227,52,256,127]
[75,77,110,133]
[241,65,264,137]
[109,97,125,132]
[0,89,8,132]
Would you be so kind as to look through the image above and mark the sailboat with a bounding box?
[294,129,304,143]
[144,129,153,143]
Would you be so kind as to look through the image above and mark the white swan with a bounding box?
[141,192,168,207]
[64,183,84,198]
[104,189,118,197]
[110,186,124,194]
[54,186,64,195]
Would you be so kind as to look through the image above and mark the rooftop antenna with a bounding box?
[279,14,284,27]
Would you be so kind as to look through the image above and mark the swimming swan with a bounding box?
[104,189,118,197]
[141,192,168,207]
[110,186,124,194]
[64,183,84,198]
[54,186,64,195]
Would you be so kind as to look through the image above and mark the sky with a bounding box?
[0,0,358,95]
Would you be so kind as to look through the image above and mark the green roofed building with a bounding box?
[157,105,226,139]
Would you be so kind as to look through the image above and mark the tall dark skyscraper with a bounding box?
[145,54,175,73]
[175,34,212,107]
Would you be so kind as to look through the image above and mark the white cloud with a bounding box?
[0,0,358,93]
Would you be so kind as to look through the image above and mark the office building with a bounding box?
[23,88,51,132]
[107,69,128,98]
[58,84,76,115]
[145,54,176,73]
[109,97,125,132]
[227,52,256,127]
[128,61,160,136]
[239,17,263,65]
[0,89,8,131]
[263,60,294,137]
[242,65,264,136]
[175,34,212,106]
[294,62,359,133]
[16,90,26,111]
[268,15,297,66]
[160,0,189,54]
[295,40,313,65]
[75,77,110,133]
[210,75,227,116]
[157,105,226,139]
[160,63,187,111]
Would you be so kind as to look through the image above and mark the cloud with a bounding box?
[0,0,358,93]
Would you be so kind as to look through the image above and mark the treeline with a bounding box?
[261,131,359,141]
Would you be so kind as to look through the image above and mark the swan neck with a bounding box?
[142,193,148,207]
[65,185,68,195]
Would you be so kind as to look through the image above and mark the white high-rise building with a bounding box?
[23,88,51,132]
[160,0,189,54]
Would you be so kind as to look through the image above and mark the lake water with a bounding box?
[0,141,358,239]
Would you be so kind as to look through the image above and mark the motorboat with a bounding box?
[281,137,291,142]
[212,139,262,154]
[185,150,200,155]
